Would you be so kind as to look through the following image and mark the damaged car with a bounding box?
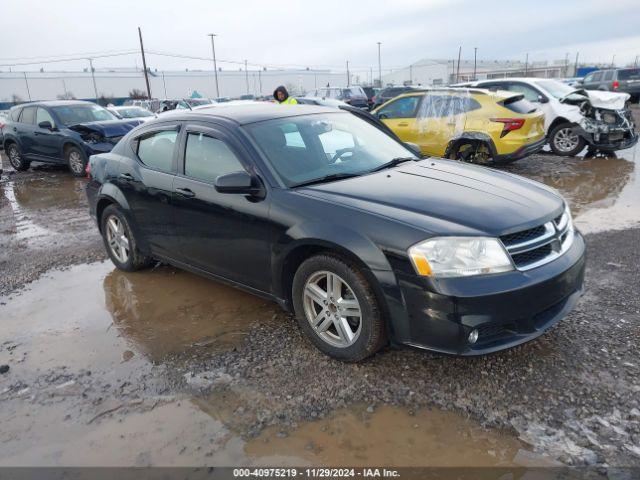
[461,78,638,156]
[2,100,143,176]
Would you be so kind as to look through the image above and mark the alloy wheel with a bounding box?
[303,270,362,348]
[68,150,84,174]
[8,146,21,168]
[106,215,130,264]
[553,128,580,153]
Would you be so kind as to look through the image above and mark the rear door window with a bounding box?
[618,69,640,80]
[603,71,614,81]
[19,106,36,124]
[135,129,178,173]
[184,132,245,183]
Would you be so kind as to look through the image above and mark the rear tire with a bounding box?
[100,204,153,272]
[65,145,87,177]
[6,143,30,171]
[292,254,386,362]
[549,123,585,156]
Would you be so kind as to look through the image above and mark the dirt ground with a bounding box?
[1,111,639,468]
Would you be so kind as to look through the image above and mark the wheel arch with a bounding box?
[95,187,150,254]
[274,226,394,319]
[61,140,86,160]
[547,116,572,135]
[444,132,497,159]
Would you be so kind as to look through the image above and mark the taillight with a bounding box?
[85,161,91,179]
[613,81,620,90]
[491,118,525,137]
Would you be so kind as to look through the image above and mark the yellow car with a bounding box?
[372,88,546,163]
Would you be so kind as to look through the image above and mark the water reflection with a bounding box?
[102,266,279,362]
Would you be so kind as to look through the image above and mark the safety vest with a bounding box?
[278,97,298,105]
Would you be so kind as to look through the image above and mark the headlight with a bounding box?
[408,237,513,278]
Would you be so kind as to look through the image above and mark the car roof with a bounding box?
[154,102,338,125]
[16,100,96,108]
[394,87,519,101]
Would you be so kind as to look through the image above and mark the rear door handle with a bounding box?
[119,173,134,181]
[175,187,195,198]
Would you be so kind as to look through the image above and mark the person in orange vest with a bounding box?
[273,85,298,105]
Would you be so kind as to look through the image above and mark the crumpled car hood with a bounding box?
[583,90,630,110]
[68,119,143,138]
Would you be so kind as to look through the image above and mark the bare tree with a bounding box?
[97,93,115,106]
[128,88,148,99]
[11,94,24,105]
[56,91,76,100]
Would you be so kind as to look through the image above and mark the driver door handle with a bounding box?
[175,187,196,198]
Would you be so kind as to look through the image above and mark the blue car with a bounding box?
[2,100,143,176]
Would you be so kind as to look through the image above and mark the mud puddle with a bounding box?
[0,172,91,248]
[1,261,550,467]
[503,143,639,233]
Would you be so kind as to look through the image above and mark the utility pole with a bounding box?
[138,27,152,99]
[23,72,31,101]
[346,60,350,87]
[524,52,529,75]
[473,47,478,80]
[244,60,249,94]
[377,42,382,88]
[635,55,639,68]
[162,72,167,98]
[574,51,580,76]
[564,52,569,77]
[409,63,413,84]
[62,79,68,99]
[258,68,262,96]
[611,54,616,68]
[207,33,220,98]
[87,58,99,102]
[456,46,462,82]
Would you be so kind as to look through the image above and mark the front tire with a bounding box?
[549,123,585,156]
[292,254,386,361]
[65,145,87,177]
[100,205,153,272]
[6,143,30,171]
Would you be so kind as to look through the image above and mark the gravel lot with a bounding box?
[1,111,639,467]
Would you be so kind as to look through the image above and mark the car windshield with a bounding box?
[534,80,579,99]
[245,112,416,187]
[52,104,117,124]
[117,107,153,118]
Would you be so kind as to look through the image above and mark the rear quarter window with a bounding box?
[10,108,22,122]
[134,129,178,173]
[618,69,640,80]
[502,98,537,114]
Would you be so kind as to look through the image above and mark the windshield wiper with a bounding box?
[368,156,417,173]
[292,172,362,188]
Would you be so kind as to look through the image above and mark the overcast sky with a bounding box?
[1,0,638,73]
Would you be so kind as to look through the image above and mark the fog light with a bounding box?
[468,329,479,344]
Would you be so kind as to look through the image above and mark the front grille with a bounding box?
[500,209,573,271]
[511,244,553,266]
[500,225,546,245]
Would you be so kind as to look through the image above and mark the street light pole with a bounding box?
[23,72,31,101]
[574,51,580,76]
[207,33,220,98]
[346,60,350,87]
[524,52,529,75]
[137,27,152,100]
[377,42,382,88]
[473,47,478,80]
[244,60,249,94]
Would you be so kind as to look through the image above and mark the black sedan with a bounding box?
[86,103,585,361]
[2,101,142,176]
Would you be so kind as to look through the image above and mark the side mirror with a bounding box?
[537,95,549,104]
[215,171,263,197]
[404,142,422,157]
[38,121,53,130]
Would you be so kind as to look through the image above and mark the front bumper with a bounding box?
[583,130,639,151]
[392,230,586,355]
[493,136,546,163]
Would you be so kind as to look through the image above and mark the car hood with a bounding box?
[68,119,143,138]
[298,159,564,237]
[566,89,630,110]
